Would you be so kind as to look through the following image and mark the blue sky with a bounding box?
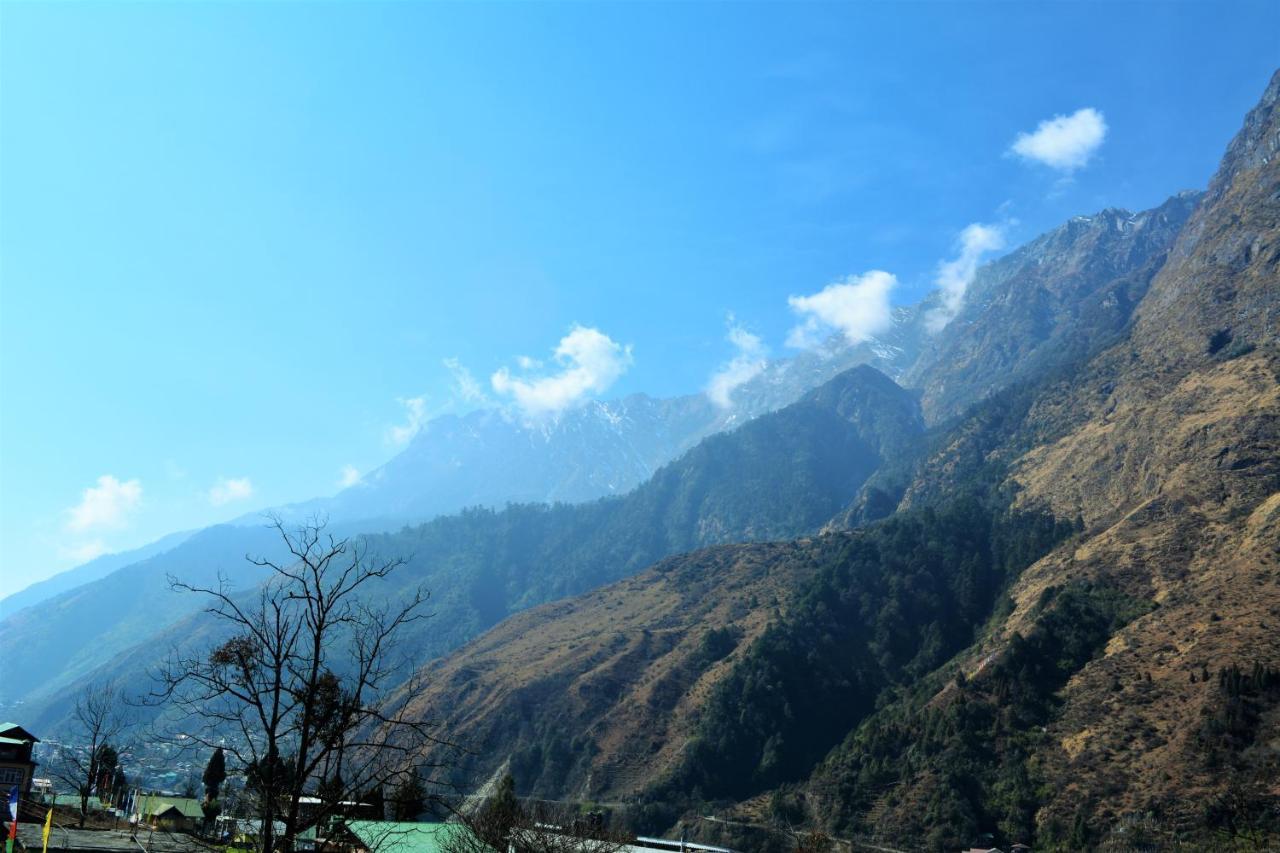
[1,1,1277,591]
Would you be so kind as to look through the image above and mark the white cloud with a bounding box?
[386,396,429,446]
[338,465,361,488]
[59,540,109,564]
[491,325,633,419]
[786,270,897,349]
[442,357,489,405]
[66,475,142,532]
[925,223,1007,332]
[208,476,254,507]
[706,318,768,409]
[1010,108,1107,172]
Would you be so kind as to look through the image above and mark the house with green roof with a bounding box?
[134,795,204,833]
[338,821,486,853]
[49,795,105,813]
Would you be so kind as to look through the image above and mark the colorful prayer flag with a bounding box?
[5,787,17,853]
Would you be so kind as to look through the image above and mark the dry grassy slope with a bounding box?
[895,69,1280,831]
[398,541,821,802]
[994,349,1280,827]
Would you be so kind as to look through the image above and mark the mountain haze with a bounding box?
[261,330,926,528]
[17,365,921,729]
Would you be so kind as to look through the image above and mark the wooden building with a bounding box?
[0,723,39,797]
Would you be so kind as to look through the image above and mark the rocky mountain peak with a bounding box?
[903,192,1198,422]
[1211,67,1280,195]
[1131,69,1279,369]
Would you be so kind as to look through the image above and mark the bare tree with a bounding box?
[153,516,449,853]
[50,680,131,828]
[441,775,633,853]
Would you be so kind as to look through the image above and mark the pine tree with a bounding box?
[203,747,227,799]
[201,747,227,834]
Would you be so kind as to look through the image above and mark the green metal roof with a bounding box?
[50,795,105,810]
[0,724,38,742]
[343,821,483,853]
[135,795,204,820]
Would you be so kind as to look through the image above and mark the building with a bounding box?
[49,795,106,813]
[151,805,194,833]
[336,821,480,853]
[133,796,203,833]
[214,818,316,851]
[339,821,487,853]
[0,723,39,797]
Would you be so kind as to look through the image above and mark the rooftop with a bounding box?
[134,796,203,821]
[0,724,39,743]
[343,821,480,853]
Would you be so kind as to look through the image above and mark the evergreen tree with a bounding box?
[203,747,227,800]
[202,747,227,834]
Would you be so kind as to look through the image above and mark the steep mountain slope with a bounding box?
[984,67,1279,842]
[21,366,921,729]
[805,69,1280,848]
[390,499,1073,809]
[393,541,820,803]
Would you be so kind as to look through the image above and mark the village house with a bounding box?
[133,795,203,833]
[214,818,317,851]
[0,723,39,797]
[331,820,475,853]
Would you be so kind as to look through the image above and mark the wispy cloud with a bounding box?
[1010,108,1107,172]
[386,396,429,446]
[925,223,1008,332]
[787,271,896,349]
[58,540,109,564]
[706,317,768,409]
[208,476,254,507]
[66,475,142,532]
[442,357,489,405]
[491,325,633,420]
[338,465,361,488]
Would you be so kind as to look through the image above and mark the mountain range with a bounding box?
[366,69,1280,850]
[4,66,1277,853]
